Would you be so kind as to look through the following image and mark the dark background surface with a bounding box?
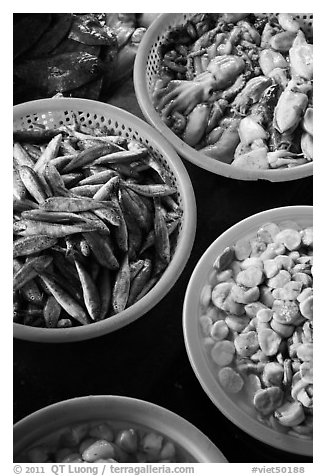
[13,78,313,463]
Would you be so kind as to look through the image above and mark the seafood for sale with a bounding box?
[13,119,182,329]
[302,108,313,136]
[259,49,288,76]
[153,13,313,169]
[13,13,151,103]
[231,75,309,170]
[269,31,297,52]
[232,143,270,170]
[156,55,245,120]
[238,117,268,145]
[289,30,313,80]
[156,79,216,118]
[278,13,300,33]
[273,79,309,134]
[231,76,273,114]
[200,118,241,163]
[251,83,280,126]
[301,133,313,161]
[182,103,211,146]
[14,52,105,96]
[206,55,246,86]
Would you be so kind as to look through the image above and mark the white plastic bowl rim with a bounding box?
[13,98,197,343]
[13,395,228,463]
[134,13,313,182]
[183,206,313,456]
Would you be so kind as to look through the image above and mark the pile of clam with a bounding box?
[21,421,182,463]
[153,13,313,169]
[199,221,313,438]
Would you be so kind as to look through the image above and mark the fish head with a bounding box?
[13,220,27,234]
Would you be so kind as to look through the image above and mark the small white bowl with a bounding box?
[183,206,313,456]
[13,395,228,463]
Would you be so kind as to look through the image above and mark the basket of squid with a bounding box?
[134,13,313,181]
[13,98,196,343]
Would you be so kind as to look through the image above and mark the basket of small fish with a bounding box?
[134,13,313,181]
[13,98,196,342]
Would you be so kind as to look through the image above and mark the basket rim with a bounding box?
[13,97,197,343]
[183,205,313,456]
[134,13,313,182]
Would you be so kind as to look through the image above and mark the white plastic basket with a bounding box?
[13,98,196,343]
[134,13,313,182]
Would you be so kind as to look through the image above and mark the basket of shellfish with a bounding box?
[134,13,313,181]
[183,206,313,455]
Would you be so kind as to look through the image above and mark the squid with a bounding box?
[182,103,211,146]
[273,78,310,134]
[301,133,313,161]
[199,117,241,163]
[231,76,272,115]
[302,107,313,136]
[289,30,313,80]
[155,55,245,118]
[232,82,306,170]
[259,49,288,76]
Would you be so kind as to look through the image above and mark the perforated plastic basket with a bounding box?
[134,13,313,182]
[13,98,196,343]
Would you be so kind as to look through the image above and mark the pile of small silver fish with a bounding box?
[13,119,182,328]
[153,13,313,169]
